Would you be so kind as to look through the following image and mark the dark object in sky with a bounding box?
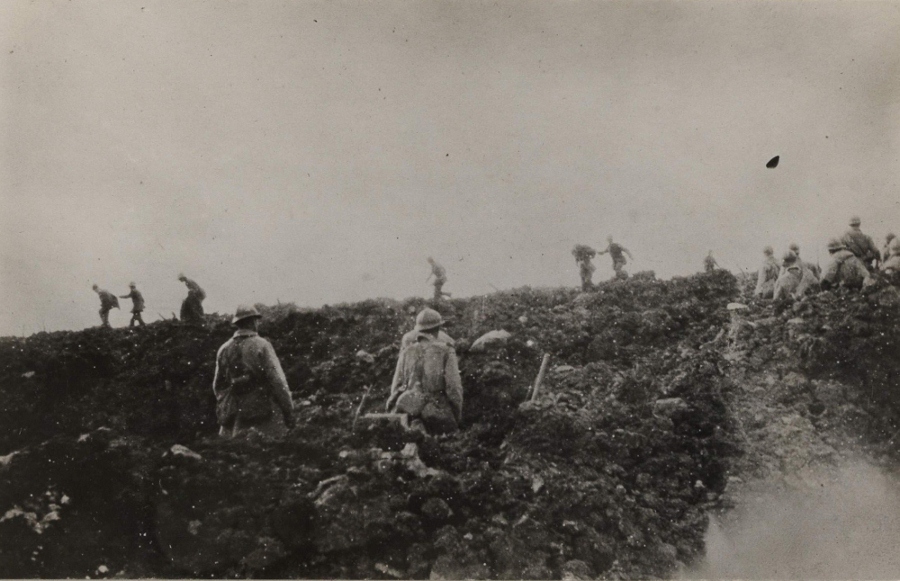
[766,156,780,168]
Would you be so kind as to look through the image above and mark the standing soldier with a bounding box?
[212,305,295,438]
[572,245,597,290]
[821,238,871,291]
[426,257,452,301]
[387,308,463,435]
[92,284,119,328]
[754,246,780,298]
[119,282,146,327]
[178,273,206,323]
[704,251,719,273]
[598,236,633,280]
[882,233,896,265]
[841,216,880,271]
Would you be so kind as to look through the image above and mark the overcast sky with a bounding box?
[2,1,899,335]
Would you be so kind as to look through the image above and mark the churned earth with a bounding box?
[1,270,900,579]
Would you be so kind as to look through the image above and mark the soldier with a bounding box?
[387,308,463,435]
[882,233,896,264]
[753,246,780,298]
[119,282,146,327]
[426,257,452,301]
[841,216,880,270]
[178,273,206,323]
[212,305,295,438]
[787,243,820,279]
[821,238,871,291]
[598,236,633,280]
[704,251,719,273]
[773,252,819,300]
[92,284,119,328]
[882,238,900,283]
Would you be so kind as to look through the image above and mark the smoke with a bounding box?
[690,460,900,579]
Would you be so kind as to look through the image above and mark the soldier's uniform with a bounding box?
[754,247,780,298]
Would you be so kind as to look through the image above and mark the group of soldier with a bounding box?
[212,303,461,440]
[91,274,206,329]
[754,216,900,300]
[93,221,900,441]
[573,236,634,291]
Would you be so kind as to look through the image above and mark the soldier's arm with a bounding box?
[624,248,634,260]
[212,344,227,396]
[444,350,464,423]
[259,342,293,416]
[386,350,406,411]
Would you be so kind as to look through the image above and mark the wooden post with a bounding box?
[352,386,371,431]
[530,353,551,402]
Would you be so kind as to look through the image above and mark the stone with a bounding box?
[420,498,453,523]
[168,445,202,461]
[653,398,688,417]
[470,330,512,352]
[355,350,375,364]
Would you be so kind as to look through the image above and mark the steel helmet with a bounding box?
[890,237,900,252]
[129,282,136,288]
[763,246,774,256]
[414,308,444,332]
[887,233,896,242]
[789,243,800,253]
[782,251,798,266]
[849,216,861,227]
[177,273,187,281]
[827,238,845,251]
[232,305,262,324]
[92,284,99,291]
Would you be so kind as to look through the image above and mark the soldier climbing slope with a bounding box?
[787,243,820,279]
[704,251,718,273]
[213,305,295,439]
[598,236,633,280]
[119,282,146,328]
[821,238,871,291]
[387,308,463,435]
[882,233,896,264]
[92,284,119,328]
[426,257,452,301]
[773,251,819,300]
[572,245,597,290]
[841,216,880,271]
[178,273,206,324]
[880,238,900,284]
[753,246,780,298]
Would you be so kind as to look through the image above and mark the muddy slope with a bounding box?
[4,271,898,579]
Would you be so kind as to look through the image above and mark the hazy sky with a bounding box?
[2,1,899,335]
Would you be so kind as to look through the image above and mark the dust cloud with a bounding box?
[690,461,900,579]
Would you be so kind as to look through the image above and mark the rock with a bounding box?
[374,562,405,578]
[469,330,512,352]
[21,371,35,379]
[518,315,529,323]
[553,365,575,374]
[313,478,392,553]
[168,445,202,461]
[0,450,18,468]
[726,302,748,311]
[240,536,287,570]
[420,498,453,523]
[429,554,490,580]
[561,559,594,580]
[355,350,375,364]
[653,398,688,417]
